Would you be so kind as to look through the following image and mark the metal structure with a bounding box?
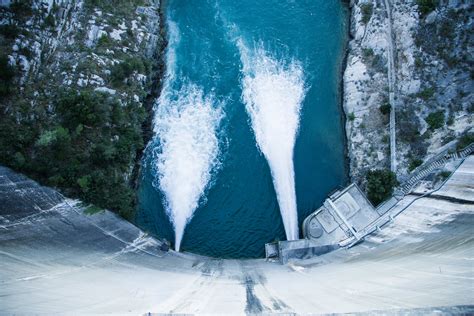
[266,144,474,263]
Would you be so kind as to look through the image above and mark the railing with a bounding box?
[396,142,474,195]
[342,145,473,248]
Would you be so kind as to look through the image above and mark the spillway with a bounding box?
[150,19,223,251]
[1,156,473,314]
[238,41,305,240]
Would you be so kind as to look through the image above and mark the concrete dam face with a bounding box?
[1,157,473,314]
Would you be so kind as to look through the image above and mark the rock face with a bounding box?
[343,0,473,183]
[2,0,162,97]
[343,0,392,182]
[0,0,163,217]
[1,157,473,314]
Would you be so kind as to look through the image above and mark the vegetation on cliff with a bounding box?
[416,0,439,16]
[365,169,398,206]
[0,0,161,219]
[344,0,472,186]
[1,90,145,218]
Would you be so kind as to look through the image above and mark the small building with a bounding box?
[302,183,379,245]
[266,184,382,264]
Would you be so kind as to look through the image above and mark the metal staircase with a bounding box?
[396,143,474,196]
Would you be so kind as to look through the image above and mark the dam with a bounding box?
[1,1,473,314]
[1,156,473,314]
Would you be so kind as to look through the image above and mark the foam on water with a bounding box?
[238,40,306,240]
[151,19,222,251]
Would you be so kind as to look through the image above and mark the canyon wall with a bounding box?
[343,0,473,183]
[0,0,163,218]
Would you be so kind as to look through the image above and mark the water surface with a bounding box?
[136,0,349,258]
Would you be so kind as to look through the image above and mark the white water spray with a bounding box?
[238,41,305,240]
[152,20,222,251]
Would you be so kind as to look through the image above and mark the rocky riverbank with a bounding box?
[0,0,163,218]
[343,0,473,185]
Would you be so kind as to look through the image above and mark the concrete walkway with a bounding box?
[384,0,397,173]
[1,159,473,314]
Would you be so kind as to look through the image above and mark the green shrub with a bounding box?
[18,46,33,59]
[48,174,65,186]
[425,110,444,130]
[35,126,70,147]
[44,14,56,28]
[446,115,454,126]
[417,0,438,16]
[456,133,474,150]
[0,24,20,40]
[360,3,373,24]
[84,204,103,215]
[110,57,146,87]
[348,112,355,121]
[0,55,16,97]
[85,0,100,6]
[371,54,386,73]
[77,175,91,192]
[9,0,33,18]
[379,103,390,115]
[362,48,374,60]
[398,109,422,144]
[0,89,146,219]
[366,169,399,206]
[439,20,454,39]
[414,56,423,68]
[97,34,112,47]
[416,87,435,100]
[408,158,423,172]
[12,152,25,168]
[437,170,451,181]
[51,0,59,13]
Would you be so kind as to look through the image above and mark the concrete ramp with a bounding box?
[1,158,473,314]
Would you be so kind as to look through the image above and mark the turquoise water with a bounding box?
[136,0,349,258]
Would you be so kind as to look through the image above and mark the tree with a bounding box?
[9,0,34,19]
[417,0,438,16]
[416,87,435,100]
[408,158,423,172]
[425,110,444,130]
[0,24,20,40]
[44,14,55,28]
[0,89,146,220]
[110,57,146,87]
[457,133,474,150]
[366,169,399,206]
[360,3,373,24]
[0,55,15,96]
[379,103,390,115]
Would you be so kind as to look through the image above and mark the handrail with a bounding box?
[343,151,472,248]
[397,142,473,194]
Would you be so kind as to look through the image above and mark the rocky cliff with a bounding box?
[0,0,163,218]
[343,0,473,184]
